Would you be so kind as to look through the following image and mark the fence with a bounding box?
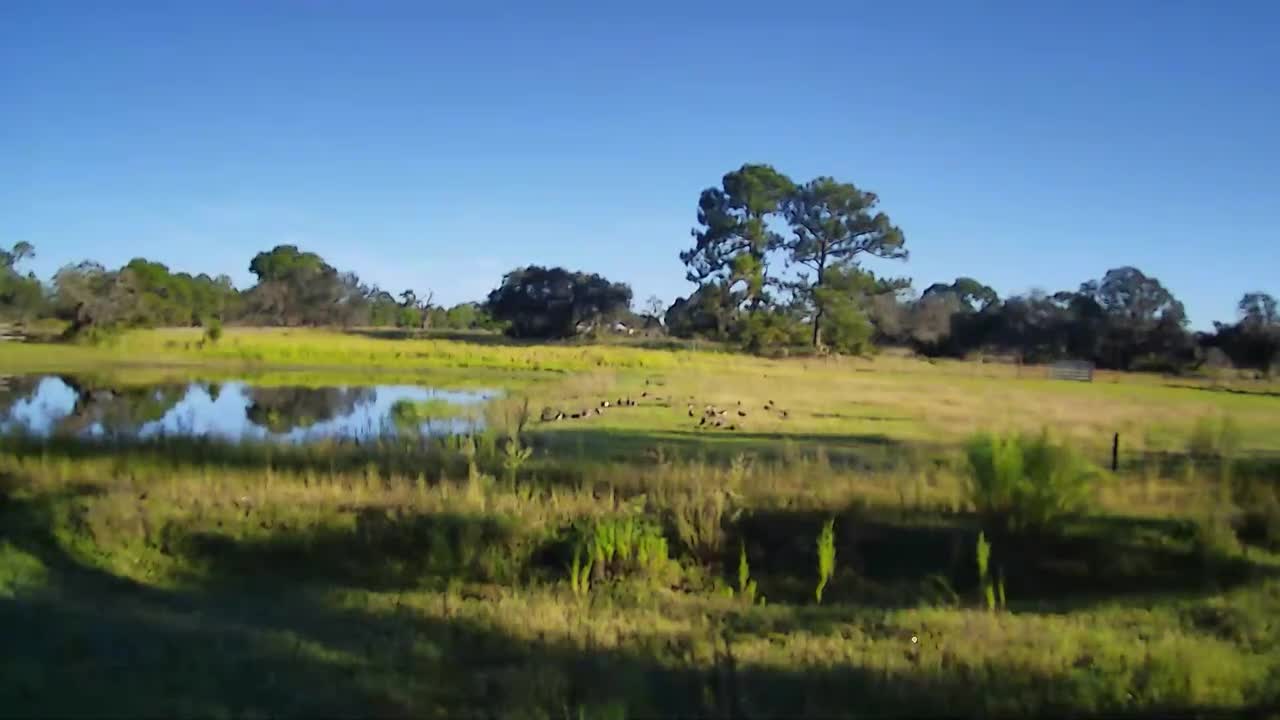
[1048,360,1094,382]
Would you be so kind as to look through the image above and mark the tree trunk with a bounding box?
[811,260,826,348]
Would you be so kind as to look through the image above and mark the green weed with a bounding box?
[734,541,761,605]
[976,531,994,612]
[815,518,835,604]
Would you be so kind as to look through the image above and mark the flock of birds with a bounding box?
[538,380,790,432]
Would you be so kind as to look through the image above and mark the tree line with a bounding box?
[0,243,499,336]
[660,163,1275,374]
[1,162,1275,374]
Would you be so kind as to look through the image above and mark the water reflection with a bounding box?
[0,375,496,442]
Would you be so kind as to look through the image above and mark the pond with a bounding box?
[0,375,499,442]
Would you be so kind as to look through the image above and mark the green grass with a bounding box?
[3,327,1280,716]
[5,326,1280,453]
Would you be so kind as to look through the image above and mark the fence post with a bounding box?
[1111,432,1119,472]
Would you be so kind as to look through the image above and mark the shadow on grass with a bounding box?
[0,424,939,491]
[528,426,933,470]
[0,484,400,716]
[173,508,552,591]
[3,484,1277,718]
[730,505,1274,612]
[1161,382,1280,399]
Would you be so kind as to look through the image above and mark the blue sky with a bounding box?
[3,1,1277,330]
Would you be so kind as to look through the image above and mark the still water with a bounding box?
[0,375,498,442]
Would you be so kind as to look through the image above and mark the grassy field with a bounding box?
[3,328,1280,717]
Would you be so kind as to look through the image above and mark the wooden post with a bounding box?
[1111,432,1120,472]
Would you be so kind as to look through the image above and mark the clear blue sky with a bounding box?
[3,1,1277,329]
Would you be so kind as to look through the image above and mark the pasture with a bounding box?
[2,328,1279,717]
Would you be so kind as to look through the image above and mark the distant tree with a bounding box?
[908,291,965,354]
[0,241,35,269]
[485,266,632,339]
[120,258,238,326]
[682,164,795,313]
[1080,267,1189,370]
[442,302,495,330]
[396,289,435,329]
[986,290,1069,363]
[0,242,46,321]
[642,295,665,323]
[922,277,998,313]
[1210,291,1280,373]
[739,307,807,355]
[1239,292,1279,328]
[367,288,399,326]
[811,266,877,354]
[783,177,906,347]
[243,245,363,326]
[53,261,142,334]
[912,278,1001,356]
[665,283,736,340]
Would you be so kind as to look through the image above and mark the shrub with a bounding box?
[203,318,223,344]
[740,309,806,355]
[965,429,1095,533]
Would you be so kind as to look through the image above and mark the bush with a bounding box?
[203,318,223,344]
[965,430,1096,533]
[739,309,806,355]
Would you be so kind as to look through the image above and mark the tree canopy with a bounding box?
[485,266,632,339]
[681,164,795,313]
